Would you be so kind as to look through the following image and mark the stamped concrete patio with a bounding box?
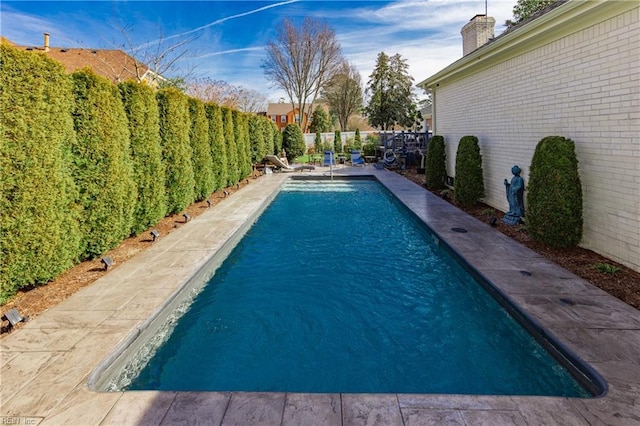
[1,166,639,425]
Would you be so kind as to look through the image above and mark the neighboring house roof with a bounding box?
[7,36,163,85]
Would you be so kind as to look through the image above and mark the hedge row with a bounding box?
[0,44,279,302]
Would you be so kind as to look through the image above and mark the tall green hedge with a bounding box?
[188,98,214,201]
[71,69,136,259]
[157,88,195,214]
[205,103,228,191]
[527,136,583,247]
[222,107,239,185]
[424,135,447,189]
[282,124,305,161]
[264,119,276,156]
[0,44,81,300]
[241,114,252,177]
[273,123,283,156]
[119,81,166,234]
[454,135,484,207]
[233,110,250,179]
[249,115,266,164]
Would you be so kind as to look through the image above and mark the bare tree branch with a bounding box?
[263,17,342,131]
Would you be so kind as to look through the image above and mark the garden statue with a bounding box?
[502,165,525,225]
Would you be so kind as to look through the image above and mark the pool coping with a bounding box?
[1,165,639,425]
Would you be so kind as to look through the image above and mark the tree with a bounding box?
[454,136,484,207]
[113,24,199,84]
[354,128,362,150]
[119,81,167,234]
[322,61,363,131]
[0,44,81,300]
[506,0,557,27]
[186,78,268,112]
[424,135,447,190]
[221,107,239,185]
[364,52,418,130]
[263,17,343,131]
[157,88,195,214]
[188,98,214,201]
[71,69,137,259]
[527,136,583,248]
[204,103,228,191]
[334,130,342,153]
[309,107,331,134]
[282,124,305,161]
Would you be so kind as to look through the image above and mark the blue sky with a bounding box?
[1,1,516,102]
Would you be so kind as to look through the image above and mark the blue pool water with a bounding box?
[125,179,589,396]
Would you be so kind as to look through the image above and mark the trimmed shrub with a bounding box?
[249,115,266,164]
[0,44,81,300]
[334,130,342,153]
[71,69,136,259]
[233,111,251,179]
[204,103,228,192]
[188,98,214,201]
[157,88,195,214]
[221,107,239,185]
[354,128,362,150]
[424,135,447,189]
[272,123,283,156]
[282,124,305,161]
[314,132,322,154]
[119,81,166,234]
[263,119,275,156]
[454,135,484,207]
[527,136,583,247]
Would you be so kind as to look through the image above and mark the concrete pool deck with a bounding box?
[1,165,639,425]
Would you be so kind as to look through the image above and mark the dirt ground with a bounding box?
[2,169,639,335]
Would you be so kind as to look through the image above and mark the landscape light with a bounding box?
[101,256,114,270]
[183,213,191,223]
[150,230,160,242]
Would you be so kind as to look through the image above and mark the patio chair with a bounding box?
[350,150,365,167]
[323,151,335,166]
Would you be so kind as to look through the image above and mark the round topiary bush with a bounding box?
[527,136,583,248]
[424,135,447,189]
[454,135,484,207]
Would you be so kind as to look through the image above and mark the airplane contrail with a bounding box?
[137,0,299,48]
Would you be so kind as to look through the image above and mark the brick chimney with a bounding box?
[461,15,495,56]
[44,33,50,52]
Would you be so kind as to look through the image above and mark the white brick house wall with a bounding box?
[420,2,639,272]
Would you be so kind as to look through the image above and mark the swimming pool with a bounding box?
[99,178,596,396]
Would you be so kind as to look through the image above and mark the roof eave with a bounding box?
[417,0,633,90]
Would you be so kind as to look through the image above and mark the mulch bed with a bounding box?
[2,169,639,335]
